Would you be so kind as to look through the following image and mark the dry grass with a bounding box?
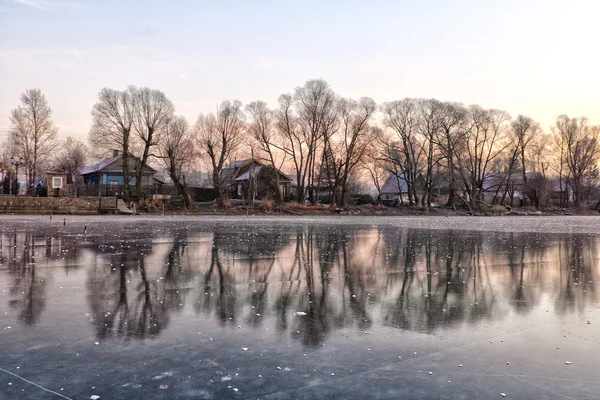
[285,203,330,213]
[258,200,274,211]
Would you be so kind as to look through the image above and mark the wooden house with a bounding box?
[45,168,70,197]
[221,159,291,200]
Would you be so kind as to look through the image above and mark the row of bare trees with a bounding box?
[1,89,88,193]
[86,80,378,208]
[3,81,599,208]
[373,100,599,209]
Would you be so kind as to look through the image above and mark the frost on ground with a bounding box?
[1,214,600,235]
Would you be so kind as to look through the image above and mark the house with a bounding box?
[221,159,291,200]
[45,168,70,197]
[287,174,336,203]
[80,151,157,186]
[381,173,408,205]
[79,150,163,196]
[481,173,526,207]
[380,173,426,205]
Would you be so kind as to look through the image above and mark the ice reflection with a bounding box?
[0,223,598,345]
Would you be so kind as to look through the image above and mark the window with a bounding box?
[52,176,63,189]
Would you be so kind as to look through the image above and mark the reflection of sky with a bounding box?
[1,223,598,347]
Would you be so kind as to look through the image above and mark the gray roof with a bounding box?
[152,173,167,184]
[222,158,291,185]
[224,159,254,170]
[234,166,262,181]
[80,154,156,176]
[381,173,409,194]
[80,155,121,175]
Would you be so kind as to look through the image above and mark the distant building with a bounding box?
[221,159,291,199]
[79,150,165,197]
[80,150,158,186]
[380,173,427,205]
[45,168,70,197]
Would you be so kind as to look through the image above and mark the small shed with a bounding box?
[46,168,70,197]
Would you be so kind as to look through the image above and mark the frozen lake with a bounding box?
[1,215,599,399]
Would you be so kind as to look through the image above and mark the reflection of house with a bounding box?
[80,151,158,186]
[221,159,291,199]
[45,168,70,197]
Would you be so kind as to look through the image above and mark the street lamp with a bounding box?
[9,156,24,196]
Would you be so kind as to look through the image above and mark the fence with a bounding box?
[75,184,180,198]
[15,183,217,202]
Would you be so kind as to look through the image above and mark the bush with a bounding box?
[256,166,281,201]
[258,199,274,211]
[1,175,19,195]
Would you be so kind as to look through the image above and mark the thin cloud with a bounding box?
[12,0,89,10]
[13,0,50,10]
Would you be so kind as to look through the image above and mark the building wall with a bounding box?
[84,173,153,185]
[47,175,67,197]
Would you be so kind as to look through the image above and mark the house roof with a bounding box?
[233,166,262,181]
[224,159,256,170]
[200,178,214,189]
[46,168,69,175]
[222,158,291,184]
[152,173,167,184]
[79,155,121,175]
[80,154,156,176]
[381,173,409,194]
[481,174,505,192]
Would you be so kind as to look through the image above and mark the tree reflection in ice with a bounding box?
[2,222,598,346]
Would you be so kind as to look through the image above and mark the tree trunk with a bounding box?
[213,169,228,209]
[135,133,152,199]
[296,172,304,203]
[122,144,131,203]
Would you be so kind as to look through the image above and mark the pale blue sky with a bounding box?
[1,0,599,141]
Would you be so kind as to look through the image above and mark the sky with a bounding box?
[1,0,599,144]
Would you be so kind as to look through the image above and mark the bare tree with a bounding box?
[361,128,388,204]
[436,101,467,205]
[294,79,337,204]
[132,87,175,198]
[417,98,443,209]
[195,100,245,208]
[381,98,422,206]
[511,115,540,185]
[454,106,511,208]
[53,137,88,173]
[553,115,600,207]
[0,146,11,184]
[323,97,377,207]
[89,87,135,202]
[246,101,278,167]
[8,88,58,185]
[158,116,194,207]
[246,100,285,202]
[275,94,304,202]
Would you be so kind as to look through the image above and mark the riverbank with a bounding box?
[1,195,598,217]
[185,201,600,217]
[0,196,99,215]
